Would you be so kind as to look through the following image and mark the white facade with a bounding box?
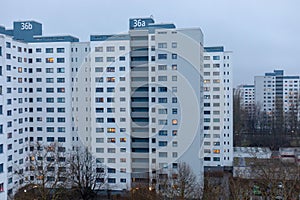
[238,85,255,114]
[203,47,233,167]
[254,70,300,117]
[0,18,206,198]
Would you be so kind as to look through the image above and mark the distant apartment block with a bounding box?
[237,84,255,115]
[255,70,300,117]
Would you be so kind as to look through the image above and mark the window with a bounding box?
[119,46,125,51]
[58,127,65,132]
[158,87,167,92]
[107,97,115,103]
[172,119,178,125]
[6,42,11,48]
[213,56,220,60]
[158,120,168,125]
[204,64,210,68]
[158,65,167,71]
[107,57,115,62]
[159,141,167,146]
[95,57,103,62]
[46,58,54,63]
[213,64,220,68]
[57,78,65,83]
[46,68,54,73]
[107,138,116,143]
[58,137,66,142]
[158,76,167,81]
[158,54,167,60]
[159,152,168,157]
[119,56,125,61]
[57,97,65,103]
[107,148,116,153]
[57,118,65,123]
[108,178,116,183]
[57,88,65,93]
[107,118,115,123]
[172,42,177,48]
[46,48,53,53]
[96,148,104,153]
[95,77,103,82]
[95,67,103,72]
[95,47,103,52]
[106,67,115,72]
[172,108,178,114]
[46,107,54,113]
[158,98,167,103]
[57,58,65,63]
[96,138,104,143]
[106,46,115,52]
[172,54,177,59]
[46,78,54,83]
[107,77,115,82]
[57,108,65,112]
[57,48,65,53]
[46,98,54,103]
[107,128,115,133]
[159,130,167,136]
[158,43,167,48]
[47,137,54,142]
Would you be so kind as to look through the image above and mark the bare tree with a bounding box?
[233,157,300,200]
[69,147,107,200]
[14,142,70,200]
[155,162,202,200]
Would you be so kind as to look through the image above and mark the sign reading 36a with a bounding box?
[132,19,146,28]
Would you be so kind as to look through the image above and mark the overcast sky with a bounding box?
[1,0,299,86]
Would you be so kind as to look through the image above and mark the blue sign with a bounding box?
[13,21,42,41]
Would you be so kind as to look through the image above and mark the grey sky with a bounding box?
[1,0,299,86]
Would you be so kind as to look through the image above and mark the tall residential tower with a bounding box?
[0,18,205,199]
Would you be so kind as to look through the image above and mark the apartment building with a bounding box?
[203,47,233,168]
[237,84,255,115]
[255,70,300,117]
[0,17,205,198]
[0,21,81,198]
[89,18,204,188]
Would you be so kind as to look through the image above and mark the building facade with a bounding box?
[237,84,255,115]
[255,70,300,118]
[203,47,233,168]
[0,18,205,198]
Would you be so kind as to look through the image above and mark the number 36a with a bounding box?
[133,19,146,28]
[21,22,33,30]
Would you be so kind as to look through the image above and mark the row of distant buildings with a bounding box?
[238,70,300,120]
[0,18,233,199]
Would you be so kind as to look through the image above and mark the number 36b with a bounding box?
[21,22,33,30]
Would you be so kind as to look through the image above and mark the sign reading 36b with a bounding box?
[21,22,33,30]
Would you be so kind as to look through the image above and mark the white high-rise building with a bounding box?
[0,18,205,198]
[203,47,233,168]
[237,85,255,115]
[0,21,79,198]
[255,70,300,117]
[89,18,204,189]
